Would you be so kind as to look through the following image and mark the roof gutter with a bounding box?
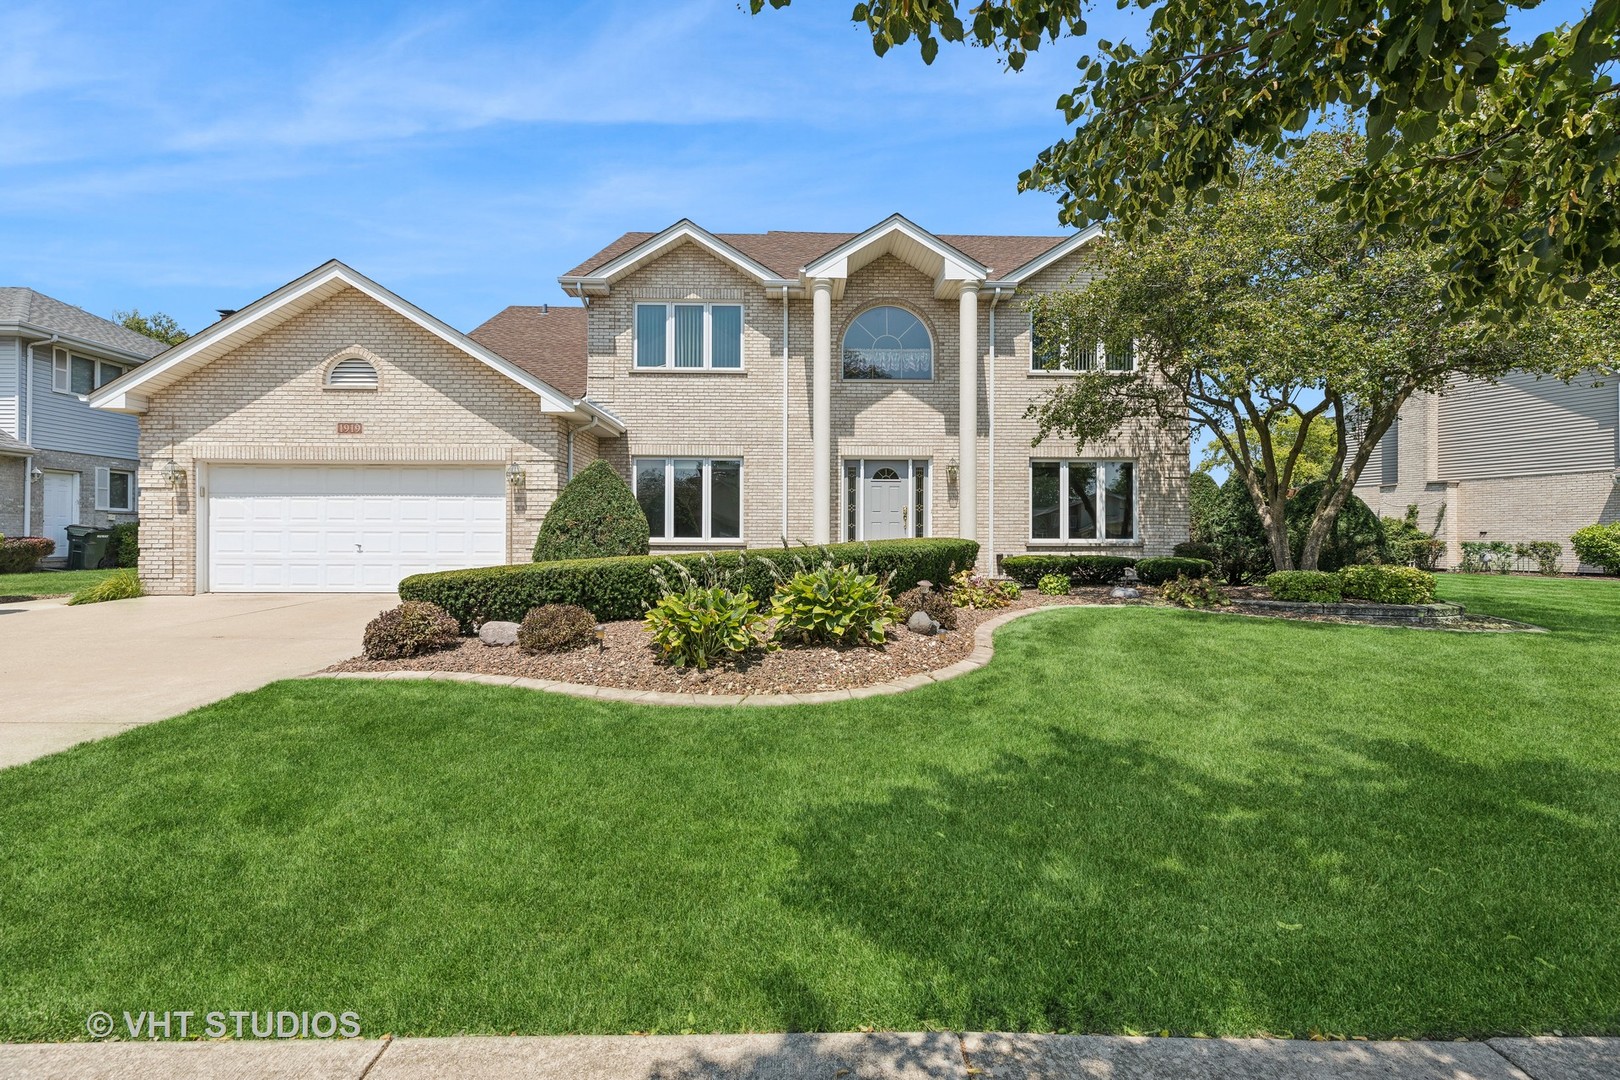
[5,324,157,365]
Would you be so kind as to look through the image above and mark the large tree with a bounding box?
[114,309,188,347]
[750,0,1619,311]
[1023,132,1611,571]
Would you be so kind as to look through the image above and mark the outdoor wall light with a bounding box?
[506,462,527,487]
[158,460,187,489]
[946,458,959,485]
[30,467,43,482]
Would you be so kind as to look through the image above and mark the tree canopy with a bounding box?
[114,309,189,347]
[750,0,1619,311]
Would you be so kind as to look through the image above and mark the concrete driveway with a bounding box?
[0,592,395,769]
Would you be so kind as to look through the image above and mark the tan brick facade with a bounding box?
[136,288,573,594]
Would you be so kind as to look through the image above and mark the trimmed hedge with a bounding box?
[0,536,55,574]
[1265,570,1343,603]
[1001,554,1136,587]
[532,460,649,561]
[1135,556,1214,585]
[1338,564,1437,605]
[400,538,980,630]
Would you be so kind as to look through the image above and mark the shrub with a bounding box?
[400,538,979,631]
[1460,540,1515,574]
[66,568,143,605]
[771,561,897,646]
[363,601,461,660]
[1173,540,1219,563]
[1202,476,1386,582]
[1000,554,1136,587]
[643,585,767,670]
[1187,470,1220,543]
[1570,523,1620,574]
[1338,564,1437,605]
[1515,541,1563,577]
[532,460,649,561]
[1135,556,1214,585]
[107,522,140,569]
[1383,505,1445,570]
[1037,573,1069,596]
[895,585,958,630]
[948,568,1012,609]
[1160,574,1230,609]
[1265,570,1343,603]
[0,536,55,574]
[517,604,598,654]
[996,579,1021,601]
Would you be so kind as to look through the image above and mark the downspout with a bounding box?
[22,334,59,537]
[986,290,1003,571]
[568,414,604,481]
[781,285,790,542]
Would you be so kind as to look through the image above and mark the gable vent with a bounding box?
[327,357,379,389]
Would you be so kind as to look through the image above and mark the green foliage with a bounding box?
[1265,570,1344,604]
[362,601,461,660]
[65,568,143,605]
[1338,565,1437,606]
[113,308,188,346]
[1000,554,1135,587]
[1571,523,1620,574]
[895,585,959,630]
[402,539,979,631]
[1515,542,1565,578]
[1201,476,1384,580]
[1036,573,1069,596]
[517,604,598,655]
[533,460,650,561]
[1159,574,1229,609]
[1172,541,1218,563]
[1200,478,1276,584]
[1460,540,1517,575]
[1197,416,1340,486]
[1383,505,1445,571]
[0,536,55,574]
[757,0,1620,310]
[643,585,768,670]
[107,522,140,569]
[770,561,897,647]
[948,569,1012,610]
[1187,470,1220,544]
[1135,557,1215,586]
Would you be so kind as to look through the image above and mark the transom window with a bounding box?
[843,306,932,380]
[1030,460,1136,541]
[326,357,379,389]
[1030,325,1135,373]
[634,457,742,541]
[635,303,743,369]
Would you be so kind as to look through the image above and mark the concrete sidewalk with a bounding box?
[1,1032,1614,1079]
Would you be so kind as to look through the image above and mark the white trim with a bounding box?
[563,220,795,295]
[988,223,1106,286]
[632,301,744,371]
[1029,459,1139,542]
[106,468,135,513]
[839,303,935,383]
[94,466,110,511]
[51,348,70,393]
[842,457,931,542]
[632,456,745,543]
[803,213,987,300]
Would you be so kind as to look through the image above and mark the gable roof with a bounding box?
[87,260,621,433]
[470,305,587,398]
[0,287,169,360]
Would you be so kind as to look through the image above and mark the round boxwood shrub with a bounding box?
[533,460,649,562]
[895,584,958,630]
[518,603,598,654]
[1265,569,1343,603]
[1135,556,1215,585]
[1571,522,1620,574]
[363,601,460,660]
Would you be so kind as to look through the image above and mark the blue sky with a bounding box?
[1,0,1581,336]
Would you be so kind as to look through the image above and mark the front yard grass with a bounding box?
[0,575,1614,1041]
[0,568,119,601]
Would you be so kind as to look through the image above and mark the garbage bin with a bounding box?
[65,525,113,570]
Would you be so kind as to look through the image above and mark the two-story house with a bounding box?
[1,289,167,559]
[89,216,1188,594]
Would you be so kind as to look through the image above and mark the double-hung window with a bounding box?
[1030,326,1135,372]
[1030,460,1136,541]
[634,457,742,541]
[634,303,743,369]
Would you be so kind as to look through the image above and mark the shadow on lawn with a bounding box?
[775,727,1619,1037]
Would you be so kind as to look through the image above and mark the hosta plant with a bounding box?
[770,560,897,647]
[1036,573,1070,596]
[1159,575,1230,610]
[948,569,1012,610]
[643,585,768,670]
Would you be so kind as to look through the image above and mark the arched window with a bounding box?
[326,357,378,389]
[871,467,901,480]
[842,306,932,380]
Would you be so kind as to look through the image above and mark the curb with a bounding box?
[309,605,1055,707]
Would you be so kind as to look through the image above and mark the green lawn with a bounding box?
[0,568,119,601]
[0,576,1615,1041]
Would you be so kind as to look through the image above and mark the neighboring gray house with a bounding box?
[0,289,168,559]
[1355,371,1620,572]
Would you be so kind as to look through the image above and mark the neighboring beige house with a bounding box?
[1354,371,1619,572]
[90,216,1190,595]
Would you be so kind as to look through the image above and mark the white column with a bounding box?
[811,278,833,544]
[957,283,979,542]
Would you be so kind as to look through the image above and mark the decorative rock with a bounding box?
[907,610,939,636]
[478,621,521,646]
[1110,586,1141,599]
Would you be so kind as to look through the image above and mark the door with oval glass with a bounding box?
[862,460,910,540]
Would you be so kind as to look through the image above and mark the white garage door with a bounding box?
[207,465,506,592]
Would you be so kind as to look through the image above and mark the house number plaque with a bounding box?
[337,422,363,434]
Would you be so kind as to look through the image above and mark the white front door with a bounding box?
[42,471,79,555]
[862,460,910,541]
[206,465,506,593]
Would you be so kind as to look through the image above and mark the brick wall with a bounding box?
[136,287,571,593]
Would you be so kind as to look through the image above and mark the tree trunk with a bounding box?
[1298,476,1356,570]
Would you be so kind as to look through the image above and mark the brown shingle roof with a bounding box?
[564,228,1071,280]
[469,305,587,398]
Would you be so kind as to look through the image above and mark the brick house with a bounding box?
[90,216,1190,594]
